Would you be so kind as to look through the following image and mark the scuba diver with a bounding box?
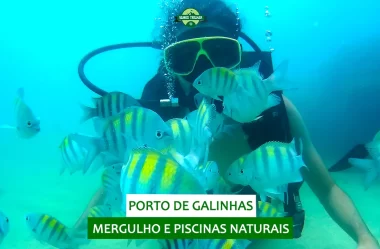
[74,0,379,247]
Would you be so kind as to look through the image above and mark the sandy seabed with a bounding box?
[0,163,379,249]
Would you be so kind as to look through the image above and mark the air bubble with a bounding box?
[265,30,272,37]
[266,37,272,42]
[265,6,269,10]
[270,48,275,52]
[265,10,271,17]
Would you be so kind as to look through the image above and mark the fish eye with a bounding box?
[27,121,32,127]
[228,172,231,176]
[156,130,163,139]
[240,169,244,174]
[197,80,202,85]
[5,217,9,223]
[26,217,29,221]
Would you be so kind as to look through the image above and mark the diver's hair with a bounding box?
[157,0,241,45]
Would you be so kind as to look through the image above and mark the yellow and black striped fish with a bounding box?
[257,201,287,217]
[164,118,193,156]
[102,165,122,193]
[80,91,140,122]
[157,239,197,249]
[70,106,173,173]
[25,213,87,248]
[120,147,206,213]
[199,239,251,249]
[193,67,239,100]
[222,60,290,123]
[88,205,112,218]
[58,135,88,175]
[226,139,306,192]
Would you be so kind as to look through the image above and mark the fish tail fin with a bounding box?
[88,153,106,174]
[14,88,25,106]
[68,133,103,174]
[365,141,380,160]
[17,87,25,99]
[126,239,134,247]
[291,138,306,170]
[92,117,106,135]
[0,125,15,130]
[290,137,304,156]
[59,162,66,176]
[67,227,90,247]
[348,158,379,190]
[79,102,97,123]
[264,60,295,92]
[212,177,236,194]
[265,94,282,110]
[134,239,149,247]
[236,239,253,249]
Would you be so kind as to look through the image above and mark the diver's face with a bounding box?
[174,26,236,85]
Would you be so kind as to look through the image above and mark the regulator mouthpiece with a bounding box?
[160,98,179,107]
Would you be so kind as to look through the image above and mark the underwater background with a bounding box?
[0,0,379,248]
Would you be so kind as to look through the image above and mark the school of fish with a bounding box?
[0,61,310,249]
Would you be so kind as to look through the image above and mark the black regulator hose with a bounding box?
[77,32,260,97]
[76,32,261,111]
[77,42,162,97]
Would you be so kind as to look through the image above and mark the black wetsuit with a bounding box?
[141,55,305,238]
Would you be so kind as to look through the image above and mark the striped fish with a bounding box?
[80,91,140,122]
[225,138,306,193]
[198,239,251,249]
[226,155,251,185]
[212,176,236,195]
[104,190,123,215]
[196,161,220,191]
[25,213,87,248]
[257,201,287,217]
[58,135,106,175]
[223,60,290,123]
[193,99,217,164]
[193,67,239,101]
[120,147,206,213]
[165,118,193,156]
[157,239,197,249]
[102,164,122,193]
[88,205,112,218]
[0,211,9,245]
[70,106,173,173]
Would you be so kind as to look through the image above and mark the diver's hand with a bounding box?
[357,236,380,249]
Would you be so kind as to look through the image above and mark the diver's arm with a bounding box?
[72,187,106,231]
[283,96,379,247]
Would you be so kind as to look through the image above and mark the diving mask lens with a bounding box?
[164,41,200,75]
[203,38,241,68]
[164,36,242,76]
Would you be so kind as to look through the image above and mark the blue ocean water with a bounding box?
[0,0,379,248]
